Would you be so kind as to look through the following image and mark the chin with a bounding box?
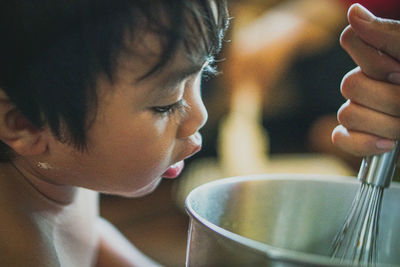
[122,177,162,198]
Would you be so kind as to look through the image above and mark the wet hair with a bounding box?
[0,0,229,161]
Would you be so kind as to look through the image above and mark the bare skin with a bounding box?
[0,31,207,266]
[332,4,400,157]
[0,163,99,266]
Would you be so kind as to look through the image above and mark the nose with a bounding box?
[178,92,208,138]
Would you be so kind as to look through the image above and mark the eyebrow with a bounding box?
[164,61,208,88]
[149,60,210,99]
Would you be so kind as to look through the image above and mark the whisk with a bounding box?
[331,142,400,265]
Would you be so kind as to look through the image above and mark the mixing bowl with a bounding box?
[185,174,400,266]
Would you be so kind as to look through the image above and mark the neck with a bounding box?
[6,160,78,206]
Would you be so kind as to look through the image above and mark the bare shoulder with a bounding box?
[0,166,99,266]
[0,169,58,265]
[0,200,60,266]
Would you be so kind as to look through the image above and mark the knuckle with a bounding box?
[339,25,355,49]
[340,70,358,99]
[331,126,342,145]
[332,129,362,156]
[331,125,349,151]
[337,101,352,126]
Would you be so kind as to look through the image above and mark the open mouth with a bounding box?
[162,160,185,179]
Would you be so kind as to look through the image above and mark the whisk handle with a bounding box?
[357,141,400,188]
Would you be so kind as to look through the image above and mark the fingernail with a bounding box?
[376,139,395,150]
[388,72,400,85]
[354,4,374,22]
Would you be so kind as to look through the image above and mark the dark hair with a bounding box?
[0,0,229,161]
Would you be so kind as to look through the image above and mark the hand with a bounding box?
[332,4,400,156]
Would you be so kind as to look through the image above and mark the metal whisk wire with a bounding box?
[331,142,399,266]
[331,184,383,264]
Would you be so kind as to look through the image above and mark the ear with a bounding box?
[0,90,48,156]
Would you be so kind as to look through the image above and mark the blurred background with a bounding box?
[100,1,400,266]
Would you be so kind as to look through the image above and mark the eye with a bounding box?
[152,104,175,113]
[152,99,187,116]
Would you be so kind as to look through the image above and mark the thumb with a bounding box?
[347,4,400,62]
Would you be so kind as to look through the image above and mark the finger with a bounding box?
[341,67,400,116]
[340,25,400,82]
[347,4,400,62]
[337,99,400,140]
[332,125,395,156]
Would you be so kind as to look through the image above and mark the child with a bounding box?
[0,0,228,266]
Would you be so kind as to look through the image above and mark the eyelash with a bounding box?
[151,64,217,117]
[201,64,219,81]
[152,99,187,116]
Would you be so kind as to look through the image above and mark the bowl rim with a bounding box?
[185,173,399,266]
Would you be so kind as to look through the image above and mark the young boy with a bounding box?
[0,0,398,265]
[0,0,228,266]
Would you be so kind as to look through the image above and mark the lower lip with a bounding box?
[162,161,184,179]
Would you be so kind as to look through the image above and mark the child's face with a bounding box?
[32,36,208,197]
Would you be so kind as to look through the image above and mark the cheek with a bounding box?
[89,120,176,177]
[46,111,179,193]
[46,140,169,194]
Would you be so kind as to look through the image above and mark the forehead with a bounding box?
[122,2,224,79]
[117,30,207,83]
[96,0,227,97]
[93,32,205,105]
